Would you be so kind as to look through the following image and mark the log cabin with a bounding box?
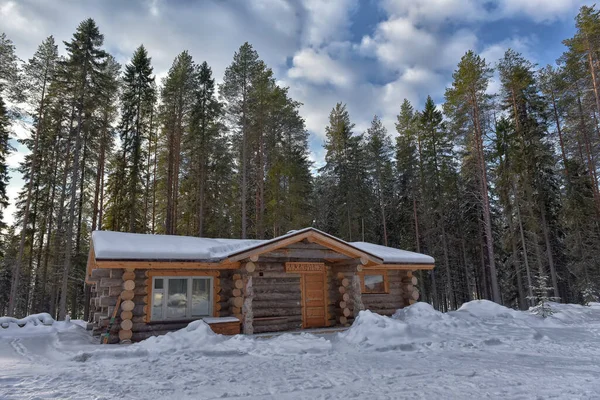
[85,227,434,343]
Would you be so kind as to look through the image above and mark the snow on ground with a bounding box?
[2,301,600,399]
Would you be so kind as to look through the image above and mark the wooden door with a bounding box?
[301,272,327,329]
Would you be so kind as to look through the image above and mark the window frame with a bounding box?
[359,270,389,294]
[147,271,218,322]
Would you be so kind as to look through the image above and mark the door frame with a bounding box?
[288,263,328,329]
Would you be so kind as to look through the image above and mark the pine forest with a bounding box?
[4,6,600,319]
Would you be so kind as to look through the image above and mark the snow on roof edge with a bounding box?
[91,228,435,264]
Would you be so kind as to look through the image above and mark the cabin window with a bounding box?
[151,276,213,321]
[360,270,389,294]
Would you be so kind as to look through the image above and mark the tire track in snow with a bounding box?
[10,338,34,362]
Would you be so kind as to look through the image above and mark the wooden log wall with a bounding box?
[218,270,234,318]
[242,261,254,334]
[90,268,233,343]
[89,269,147,343]
[400,271,420,306]
[360,270,419,316]
[332,268,364,326]
[251,262,303,334]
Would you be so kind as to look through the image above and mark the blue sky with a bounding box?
[0,0,594,224]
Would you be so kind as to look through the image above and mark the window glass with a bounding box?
[151,292,163,320]
[166,278,188,319]
[191,278,211,316]
[364,274,385,293]
[154,278,163,289]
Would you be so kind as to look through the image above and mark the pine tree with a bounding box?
[179,60,225,237]
[394,99,420,252]
[58,18,108,319]
[445,51,501,304]
[0,97,10,227]
[106,45,155,233]
[419,96,457,310]
[158,51,195,235]
[220,43,261,238]
[264,86,313,237]
[320,103,370,241]
[8,36,58,317]
[0,32,20,104]
[498,49,562,300]
[365,115,393,246]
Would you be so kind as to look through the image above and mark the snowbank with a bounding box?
[0,313,78,339]
[337,310,416,350]
[0,313,54,328]
[74,320,332,362]
[136,320,332,356]
[4,302,600,399]
[457,299,523,319]
[11,300,598,363]
[338,300,600,352]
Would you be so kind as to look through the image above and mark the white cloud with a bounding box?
[0,0,592,228]
[381,0,591,25]
[288,48,355,87]
[300,0,358,47]
[480,36,536,65]
[499,0,591,23]
[380,0,488,25]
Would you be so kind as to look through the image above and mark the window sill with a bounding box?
[148,317,209,325]
[362,292,390,295]
[148,316,239,325]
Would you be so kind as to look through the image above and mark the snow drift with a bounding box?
[8,300,600,362]
[0,313,55,329]
[3,301,600,399]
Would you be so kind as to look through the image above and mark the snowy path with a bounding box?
[2,302,600,399]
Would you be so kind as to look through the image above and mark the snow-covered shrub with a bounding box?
[528,272,560,318]
[581,283,598,306]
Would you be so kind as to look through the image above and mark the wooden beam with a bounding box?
[309,236,381,264]
[146,270,220,277]
[264,248,351,260]
[224,231,313,262]
[332,259,365,268]
[363,264,435,270]
[95,260,240,270]
[223,230,383,265]
[86,240,97,277]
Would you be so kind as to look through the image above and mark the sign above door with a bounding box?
[285,262,325,273]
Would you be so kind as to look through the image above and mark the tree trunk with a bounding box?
[59,55,90,320]
[8,66,50,316]
[471,92,501,304]
[516,198,533,304]
[540,203,560,299]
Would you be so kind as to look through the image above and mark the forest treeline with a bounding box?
[1,6,600,319]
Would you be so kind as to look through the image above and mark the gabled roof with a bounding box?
[90,227,434,266]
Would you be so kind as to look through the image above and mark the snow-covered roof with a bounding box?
[91,227,434,264]
[350,242,435,264]
[92,230,264,262]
